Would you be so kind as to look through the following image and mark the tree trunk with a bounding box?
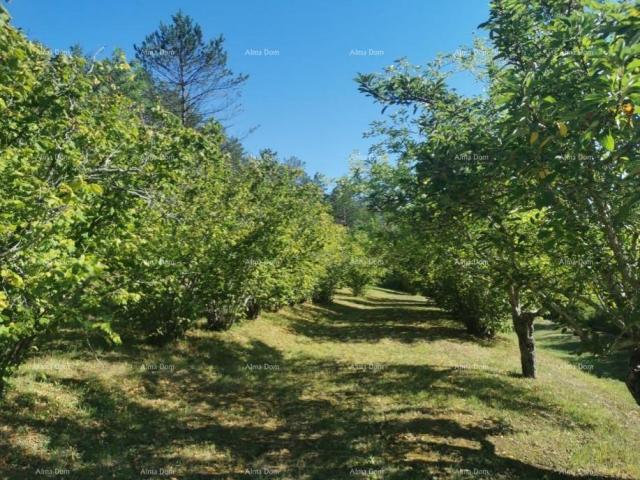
[0,335,36,398]
[245,297,261,320]
[464,314,494,339]
[626,348,640,406]
[513,312,536,378]
[508,285,537,378]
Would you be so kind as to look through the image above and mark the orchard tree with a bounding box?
[482,0,640,402]
[357,57,554,376]
[0,8,173,392]
[356,0,640,402]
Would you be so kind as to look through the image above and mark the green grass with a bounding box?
[2,287,640,479]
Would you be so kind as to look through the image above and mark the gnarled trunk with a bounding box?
[626,348,640,406]
[508,285,537,378]
[513,312,536,378]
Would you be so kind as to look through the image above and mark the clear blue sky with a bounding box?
[5,0,489,179]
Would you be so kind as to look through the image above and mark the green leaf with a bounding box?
[557,122,568,137]
[601,133,615,152]
[1,269,24,289]
[91,322,122,345]
[87,183,104,195]
[627,59,640,71]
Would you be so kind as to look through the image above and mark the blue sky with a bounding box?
[6,0,489,179]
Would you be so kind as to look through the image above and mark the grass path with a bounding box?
[2,288,640,479]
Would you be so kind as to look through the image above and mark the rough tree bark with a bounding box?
[513,312,536,378]
[508,285,537,378]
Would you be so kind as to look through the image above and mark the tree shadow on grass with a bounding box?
[168,335,634,479]
[536,322,629,382]
[371,287,419,296]
[341,297,432,309]
[1,298,632,479]
[138,334,623,479]
[289,300,474,345]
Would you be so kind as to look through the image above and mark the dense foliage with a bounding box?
[353,0,640,403]
[0,8,344,394]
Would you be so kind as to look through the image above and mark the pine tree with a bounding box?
[135,11,248,127]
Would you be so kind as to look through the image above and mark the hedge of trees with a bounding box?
[0,8,375,395]
[351,0,640,404]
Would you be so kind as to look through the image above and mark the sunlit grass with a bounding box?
[1,287,639,479]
